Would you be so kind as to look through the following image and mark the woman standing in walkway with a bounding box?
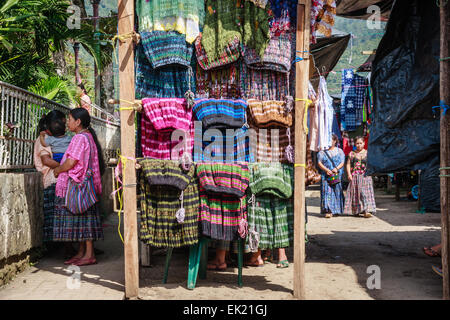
[34,114,59,242]
[53,108,105,266]
[343,136,376,218]
[317,134,345,218]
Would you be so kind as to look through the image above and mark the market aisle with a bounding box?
[0,214,125,300]
[306,187,443,300]
[0,188,443,300]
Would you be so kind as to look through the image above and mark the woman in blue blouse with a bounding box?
[317,134,345,218]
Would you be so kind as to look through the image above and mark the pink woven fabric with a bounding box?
[55,132,102,198]
[142,98,191,131]
[141,114,194,160]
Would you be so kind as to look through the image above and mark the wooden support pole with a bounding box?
[440,0,450,301]
[293,0,310,300]
[118,0,139,299]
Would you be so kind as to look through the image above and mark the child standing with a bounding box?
[40,112,72,163]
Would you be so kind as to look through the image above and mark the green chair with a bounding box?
[161,238,244,289]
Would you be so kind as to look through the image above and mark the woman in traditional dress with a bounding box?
[53,108,105,266]
[343,136,376,218]
[317,134,345,218]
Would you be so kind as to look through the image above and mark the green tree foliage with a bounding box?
[0,0,112,105]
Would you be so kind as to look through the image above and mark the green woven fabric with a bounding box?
[248,163,293,199]
[201,0,270,62]
[139,167,199,248]
[136,0,205,26]
[247,197,293,250]
[138,158,194,191]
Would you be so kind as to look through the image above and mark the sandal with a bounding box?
[64,257,81,265]
[423,247,441,257]
[74,257,97,266]
[432,265,443,277]
[245,260,264,267]
[207,261,227,271]
[325,213,332,219]
[276,260,289,268]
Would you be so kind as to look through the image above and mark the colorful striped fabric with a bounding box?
[195,33,241,71]
[142,98,192,132]
[53,197,104,242]
[140,31,193,69]
[141,113,194,160]
[193,98,247,129]
[139,173,199,248]
[248,163,294,199]
[243,33,292,73]
[240,63,290,101]
[135,44,195,99]
[199,187,247,241]
[247,196,293,250]
[138,158,195,191]
[247,99,293,128]
[248,116,294,163]
[196,162,250,198]
[195,62,241,99]
[193,127,255,163]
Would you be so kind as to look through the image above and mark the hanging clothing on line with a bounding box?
[247,99,293,128]
[310,0,337,44]
[138,159,199,248]
[340,69,366,132]
[135,44,195,99]
[197,163,249,241]
[201,0,270,63]
[193,126,254,163]
[248,120,294,163]
[246,163,294,252]
[135,0,205,44]
[140,98,194,160]
[317,75,335,151]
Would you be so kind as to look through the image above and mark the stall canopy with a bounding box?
[368,0,440,210]
[309,29,350,88]
[336,0,393,20]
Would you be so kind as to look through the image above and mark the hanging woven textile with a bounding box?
[135,44,195,99]
[140,98,194,160]
[202,0,271,63]
[247,99,293,128]
[247,123,294,163]
[310,0,337,44]
[138,159,199,248]
[340,69,366,132]
[246,163,294,252]
[135,0,205,44]
[197,163,249,241]
[193,127,255,163]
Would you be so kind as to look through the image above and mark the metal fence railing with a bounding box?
[0,81,120,170]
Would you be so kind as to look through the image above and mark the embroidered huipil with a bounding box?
[55,133,102,198]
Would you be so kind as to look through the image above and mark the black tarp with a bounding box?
[336,0,393,20]
[368,0,441,210]
[310,30,351,88]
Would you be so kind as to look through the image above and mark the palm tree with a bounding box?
[0,0,112,95]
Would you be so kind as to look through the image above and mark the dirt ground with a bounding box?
[0,186,443,300]
[138,187,443,300]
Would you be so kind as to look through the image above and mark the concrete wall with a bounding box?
[0,172,43,262]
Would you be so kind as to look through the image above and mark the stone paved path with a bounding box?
[0,214,125,300]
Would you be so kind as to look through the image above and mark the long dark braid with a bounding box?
[69,108,106,176]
